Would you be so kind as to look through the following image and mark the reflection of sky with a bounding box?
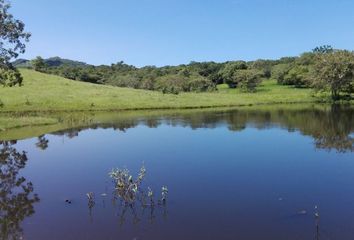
[15,123,354,239]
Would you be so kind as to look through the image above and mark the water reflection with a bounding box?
[46,105,353,152]
[114,200,167,226]
[0,105,352,239]
[0,141,40,240]
[35,135,49,150]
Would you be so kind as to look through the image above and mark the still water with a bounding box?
[0,105,353,240]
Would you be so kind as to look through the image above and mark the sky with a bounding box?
[10,0,354,67]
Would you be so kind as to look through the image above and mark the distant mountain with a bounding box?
[12,58,31,68]
[12,57,89,68]
[45,57,88,67]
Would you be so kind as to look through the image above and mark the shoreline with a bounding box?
[0,102,353,140]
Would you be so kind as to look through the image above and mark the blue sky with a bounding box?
[11,0,354,66]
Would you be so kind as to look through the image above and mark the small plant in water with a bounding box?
[109,164,147,204]
[86,192,95,208]
[160,186,168,205]
[314,205,320,240]
[108,164,169,224]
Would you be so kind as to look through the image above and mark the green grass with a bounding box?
[0,116,58,131]
[0,69,323,113]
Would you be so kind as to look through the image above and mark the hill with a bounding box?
[12,57,88,68]
[12,58,32,68]
[0,69,320,113]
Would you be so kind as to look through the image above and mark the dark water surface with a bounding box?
[0,105,353,240]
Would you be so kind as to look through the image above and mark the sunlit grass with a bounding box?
[0,116,57,131]
[0,69,322,113]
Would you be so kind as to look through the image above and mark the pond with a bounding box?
[0,104,353,240]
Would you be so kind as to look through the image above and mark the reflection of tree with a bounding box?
[114,196,167,226]
[223,105,353,152]
[0,141,39,240]
[311,105,353,152]
[35,135,49,150]
[48,105,353,152]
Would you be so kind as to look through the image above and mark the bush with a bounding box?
[250,60,273,79]
[140,77,155,90]
[282,65,311,87]
[0,66,23,87]
[31,56,46,72]
[237,70,263,92]
[272,63,292,84]
[187,76,216,92]
[223,68,262,92]
[108,74,141,89]
[155,74,188,94]
[220,61,248,86]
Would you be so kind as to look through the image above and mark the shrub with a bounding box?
[155,74,188,94]
[282,65,311,87]
[140,77,155,90]
[108,74,141,89]
[187,76,216,92]
[0,66,23,87]
[220,61,248,86]
[272,63,292,85]
[237,70,263,92]
[223,68,262,92]
[31,56,46,72]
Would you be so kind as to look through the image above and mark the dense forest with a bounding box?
[15,45,353,99]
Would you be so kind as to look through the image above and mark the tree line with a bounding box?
[30,48,354,99]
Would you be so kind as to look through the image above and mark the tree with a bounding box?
[0,64,23,86]
[222,66,262,92]
[155,74,188,94]
[187,75,216,92]
[0,0,31,86]
[250,59,274,78]
[0,141,40,239]
[237,70,263,92]
[312,45,334,54]
[282,65,310,87]
[311,50,354,100]
[220,61,248,87]
[31,56,46,72]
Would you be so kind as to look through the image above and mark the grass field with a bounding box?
[0,69,323,112]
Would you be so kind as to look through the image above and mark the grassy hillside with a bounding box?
[0,69,322,113]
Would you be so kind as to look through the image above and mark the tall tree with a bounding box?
[0,0,30,86]
[31,56,46,72]
[312,50,354,100]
